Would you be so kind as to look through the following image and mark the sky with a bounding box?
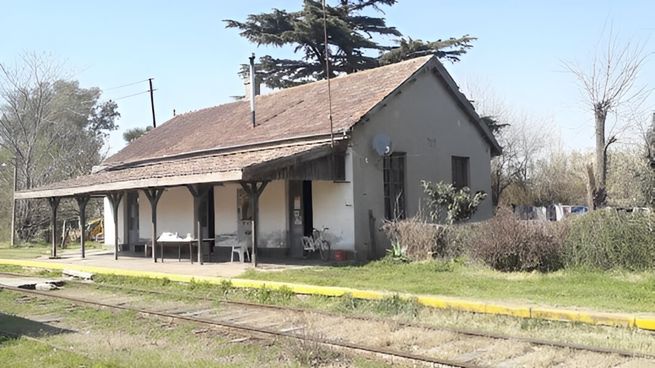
[1,1,653,155]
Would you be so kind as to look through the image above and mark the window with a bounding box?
[451,156,470,189]
[383,153,406,220]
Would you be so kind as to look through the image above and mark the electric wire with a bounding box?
[322,0,335,148]
[112,90,155,101]
[103,79,149,91]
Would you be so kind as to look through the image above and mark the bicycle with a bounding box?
[302,227,331,261]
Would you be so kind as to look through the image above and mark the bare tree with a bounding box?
[0,53,119,241]
[464,81,548,206]
[564,33,651,209]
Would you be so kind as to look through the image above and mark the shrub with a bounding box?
[382,217,446,261]
[472,208,567,272]
[564,209,655,270]
[382,217,475,261]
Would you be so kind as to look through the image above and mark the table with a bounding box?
[149,238,214,264]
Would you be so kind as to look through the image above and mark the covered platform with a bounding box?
[25,249,317,278]
[13,139,347,267]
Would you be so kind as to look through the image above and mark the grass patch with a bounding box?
[0,337,103,368]
[0,289,390,368]
[238,260,655,313]
[0,241,105,259]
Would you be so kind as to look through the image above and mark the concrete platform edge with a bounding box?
[1,258,653,331]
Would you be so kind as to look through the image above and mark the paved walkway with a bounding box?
[31,251,312,278]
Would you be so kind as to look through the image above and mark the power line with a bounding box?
[104,79,149,91]
[113,90,154,101]
[322,0,334,148]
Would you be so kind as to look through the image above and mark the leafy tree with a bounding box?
[225,0,475,88]
[0,54,119,241]
[123,126,153,143]
[379,36,475,65]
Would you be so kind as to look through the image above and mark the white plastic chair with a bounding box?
[231,241,250,262]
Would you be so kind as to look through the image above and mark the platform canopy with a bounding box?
[15,141,339,200]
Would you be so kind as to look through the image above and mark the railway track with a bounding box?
[1,272,654,367]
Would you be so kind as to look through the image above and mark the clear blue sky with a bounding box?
[1,1,653,154]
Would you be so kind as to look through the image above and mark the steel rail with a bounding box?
[61,275,655,360]
[0,284,480,368]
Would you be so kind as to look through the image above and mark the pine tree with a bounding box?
[225,0,475,88]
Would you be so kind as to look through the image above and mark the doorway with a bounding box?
[302,181,313,236]
[196,187,215,239]
[125,191,140,246]
[288,180,313,258]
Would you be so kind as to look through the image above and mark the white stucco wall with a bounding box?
[102,175,354,252]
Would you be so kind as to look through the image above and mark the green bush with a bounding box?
[421,180,487,224]
[564,210,655,270]
[472,208,567,272]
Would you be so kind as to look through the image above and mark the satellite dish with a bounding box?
[372,133,393,156]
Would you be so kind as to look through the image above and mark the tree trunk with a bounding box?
[586,164,595,210]
[593,108,608,208]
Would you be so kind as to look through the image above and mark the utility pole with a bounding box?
[148,78,157,128]
[10,156,17,246]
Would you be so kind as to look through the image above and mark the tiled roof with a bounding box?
[15,55,501,199]
[105,56,434,165]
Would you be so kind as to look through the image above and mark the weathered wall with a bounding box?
[351,66,493,259]
[311,149,355,250]
[105,188,195,246]
[256,180,287,247]
[213,180,287,248]
[214,184,238,235]
[138,187,194,238]
[103,196,125,246]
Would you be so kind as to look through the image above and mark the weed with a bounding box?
[217,279,233,296]
[374,294,421,317]
[335,293,361,312]
[284,319,346,367]
[276,285,295,302]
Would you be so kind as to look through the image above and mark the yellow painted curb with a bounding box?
[1,258,654,332]
[530,307,636,328]
[635,317,655,331]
